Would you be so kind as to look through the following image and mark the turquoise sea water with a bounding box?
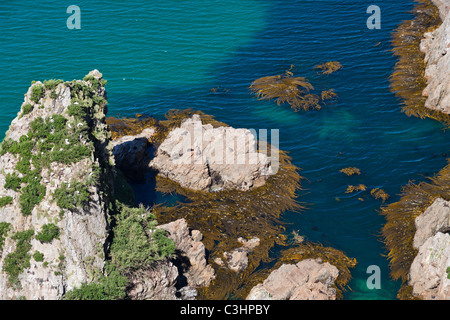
[1,1,449,299]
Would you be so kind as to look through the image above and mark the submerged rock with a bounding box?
[246,259,339,300]
[223,237,260,272]
[150,115,273,192]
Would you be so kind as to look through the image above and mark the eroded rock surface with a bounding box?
[409,197,450,299]
[420,0,450,114]
[414,198,450,249]
[150,115,273,192]
[157,218,215,288]
[222,237,260,272]
[409,232,450,299]
[246,259,339,300]
[111,127,155,179]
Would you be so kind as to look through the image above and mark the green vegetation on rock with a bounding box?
[0,196,13,207]
[35,224,60,243]
[30,84,44,103]
[63,263,128,300]
[110,202,175,273]
[2,229,34,285]
[0,222,11,253]
[53,181,90,211]
[32,251,44,262]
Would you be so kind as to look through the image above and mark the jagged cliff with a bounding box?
[0,70,114,299]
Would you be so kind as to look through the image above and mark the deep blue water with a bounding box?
[1,1,449,299]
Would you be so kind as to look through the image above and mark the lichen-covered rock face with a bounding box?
[409,232,450,300]
[409,198,450,300]
[414,198,450,249]
[0,70,114,300]
[150,115,273,192]
[246,259,339,300]
[420,0,450,114]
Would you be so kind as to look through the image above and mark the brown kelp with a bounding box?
[380,160,450,299]
[321,89,338,103]
[314,61,343,75]
[106,114,158,140]
[249,69,318,111]
[108,109,356,300]
[339,167,361,176]
[345,184,367,193]
[389,0,450,126]
[371,188,390,203]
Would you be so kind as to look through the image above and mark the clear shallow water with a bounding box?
[1,0,449,299]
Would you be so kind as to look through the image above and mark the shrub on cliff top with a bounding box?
[21,103,33,117]
[43,79,63,91]
[19,180,46,216]
[110,202,175,273]
[30,84,44,103]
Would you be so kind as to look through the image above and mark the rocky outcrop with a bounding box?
[0,70,113,299]
[127,260,180,300]
[420,0,450,114]
[150,115,273,192]
[127,218,215,300]
[409,232,450,299]
[413,198,450,248]
[157,218,215,288]
[409,197,450,299]
[246,259,339,300]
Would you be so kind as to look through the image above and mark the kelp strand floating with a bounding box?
[249,68,340,112]
[314,61,343,75]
